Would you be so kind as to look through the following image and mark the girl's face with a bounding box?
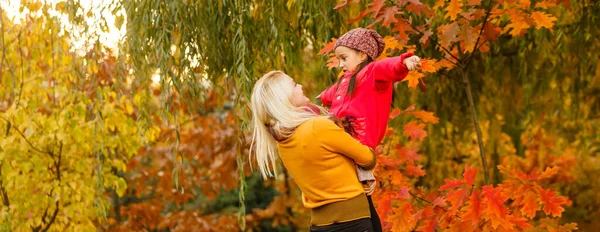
[289,77,309,107]
[335,46,368,73]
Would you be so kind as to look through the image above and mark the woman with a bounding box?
[250,70,377,231]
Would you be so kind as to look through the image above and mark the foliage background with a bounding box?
[0,0,598,231]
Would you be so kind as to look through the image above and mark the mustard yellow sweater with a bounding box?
[277,117,376,226]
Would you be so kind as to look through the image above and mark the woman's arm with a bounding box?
[313,117,376,170]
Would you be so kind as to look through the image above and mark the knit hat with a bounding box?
[334,28,386,60]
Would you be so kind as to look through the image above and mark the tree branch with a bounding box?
[0,162,9,207]
[0,116,50,155]
[403,18,462,65]
[464,0,494,69]
[0,9,17,104]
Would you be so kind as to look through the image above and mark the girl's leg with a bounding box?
[310,218,373,232]
[367,195,383,232]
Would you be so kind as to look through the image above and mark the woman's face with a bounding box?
[289,77,309,107]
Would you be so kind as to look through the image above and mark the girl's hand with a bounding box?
[403,56,421,71]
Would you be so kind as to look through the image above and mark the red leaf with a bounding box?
[404,105,416,112]
[367,0,386,18]
[325,55,339,69]
[538,189,568,217]
[432,196,446,207]
[391,170,409,186]
[482,185,509,229]
[461,190,482,226]
[403,121,427,141]
[437,22,460,48]
[406,2,433,17]
[381,6,400,27]
[467,0,481,5]
[439,179,465,190]
[462,165,477,185]
[521,192,540,219]
[396,145,422,165]
[318,38,337,55]
[445,188,468,215]
[482,22,501,42]
[416,219,437,232]
[405,165,426,177]
[399,187,411,199]
[380,156,405,167]
[393,18,413,42]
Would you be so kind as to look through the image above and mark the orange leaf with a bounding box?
[416,219,437,232]
[392,170,410,186]
[403,71,424,88]
[482,186,509,229]
[393,18,412,42]
[318,38,337,55]
[419,29,433,44]
[538,166,559,179]
[333,0,359,10]
[404,105,416,112]
[381,156,405,167]
[482,22,501,42]
[521,192,540,219]
[432,196,446,207]
[418,58,440,73]
[446,188,468,215]
[439,179,465,190]
[538,189,568,217]
[407,2,433,17]
[461,190,482,226]
[437,22,460,48]
[408,110,440,124]
[390,108,402,119]
[467,0,481,5]
[403,121,427,141]
[325,55,339,69]
[531,11,557,30]
[445,0,462,21]
[505,10,531,36]
[462,165,477,185]
[387,202,416,232]
[405,165,426,177]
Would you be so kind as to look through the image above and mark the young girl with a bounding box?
[317,28,421,231]
[250,71,377,231]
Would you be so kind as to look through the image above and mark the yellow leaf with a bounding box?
[531,11,557,30]
[445,0,462,21]
[402,71,424,88]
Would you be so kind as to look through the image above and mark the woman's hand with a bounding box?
[403,56,421,71]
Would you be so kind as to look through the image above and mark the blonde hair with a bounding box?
[249,71,324,178]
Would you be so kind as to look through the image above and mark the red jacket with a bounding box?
[319,53,413,149]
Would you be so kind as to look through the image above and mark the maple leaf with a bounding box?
[376,191,395,219]
[482,22,501,42]
[348,10,370,24]
[520,191,541,219]
[538,188,568,217]
[406,165,426,177]
[461,190,482,227]
[445,188,468,215]
[445,0,462,21]
[432,196,446,207]
[437,22,460,48]
[419,29,433,44]
[403,71,424,88]
[399,187,411,199]
[467,0,481,5]
[408,110,440,124]
[439,179,465,190]
[367,0,386,18]
[396,145,422,165]
[458,22,478,52]
[538,166,559,179]
[531,11,557,30]
[381,156,405,167]
[505,10,531,37]
[392,170,410,186]
[462,165,477,185]
[416,219,437,232]
[406,2,434,17]
[482,186,509,229]
[418,58,440,73]
[390,108,402,119]
[333,0,359,10]
[393,18,412,42]
[387,202,416,232]
[381,6,400,27]
[318,38,337,55]
[325,55,339,69]
[403,121,427,140]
